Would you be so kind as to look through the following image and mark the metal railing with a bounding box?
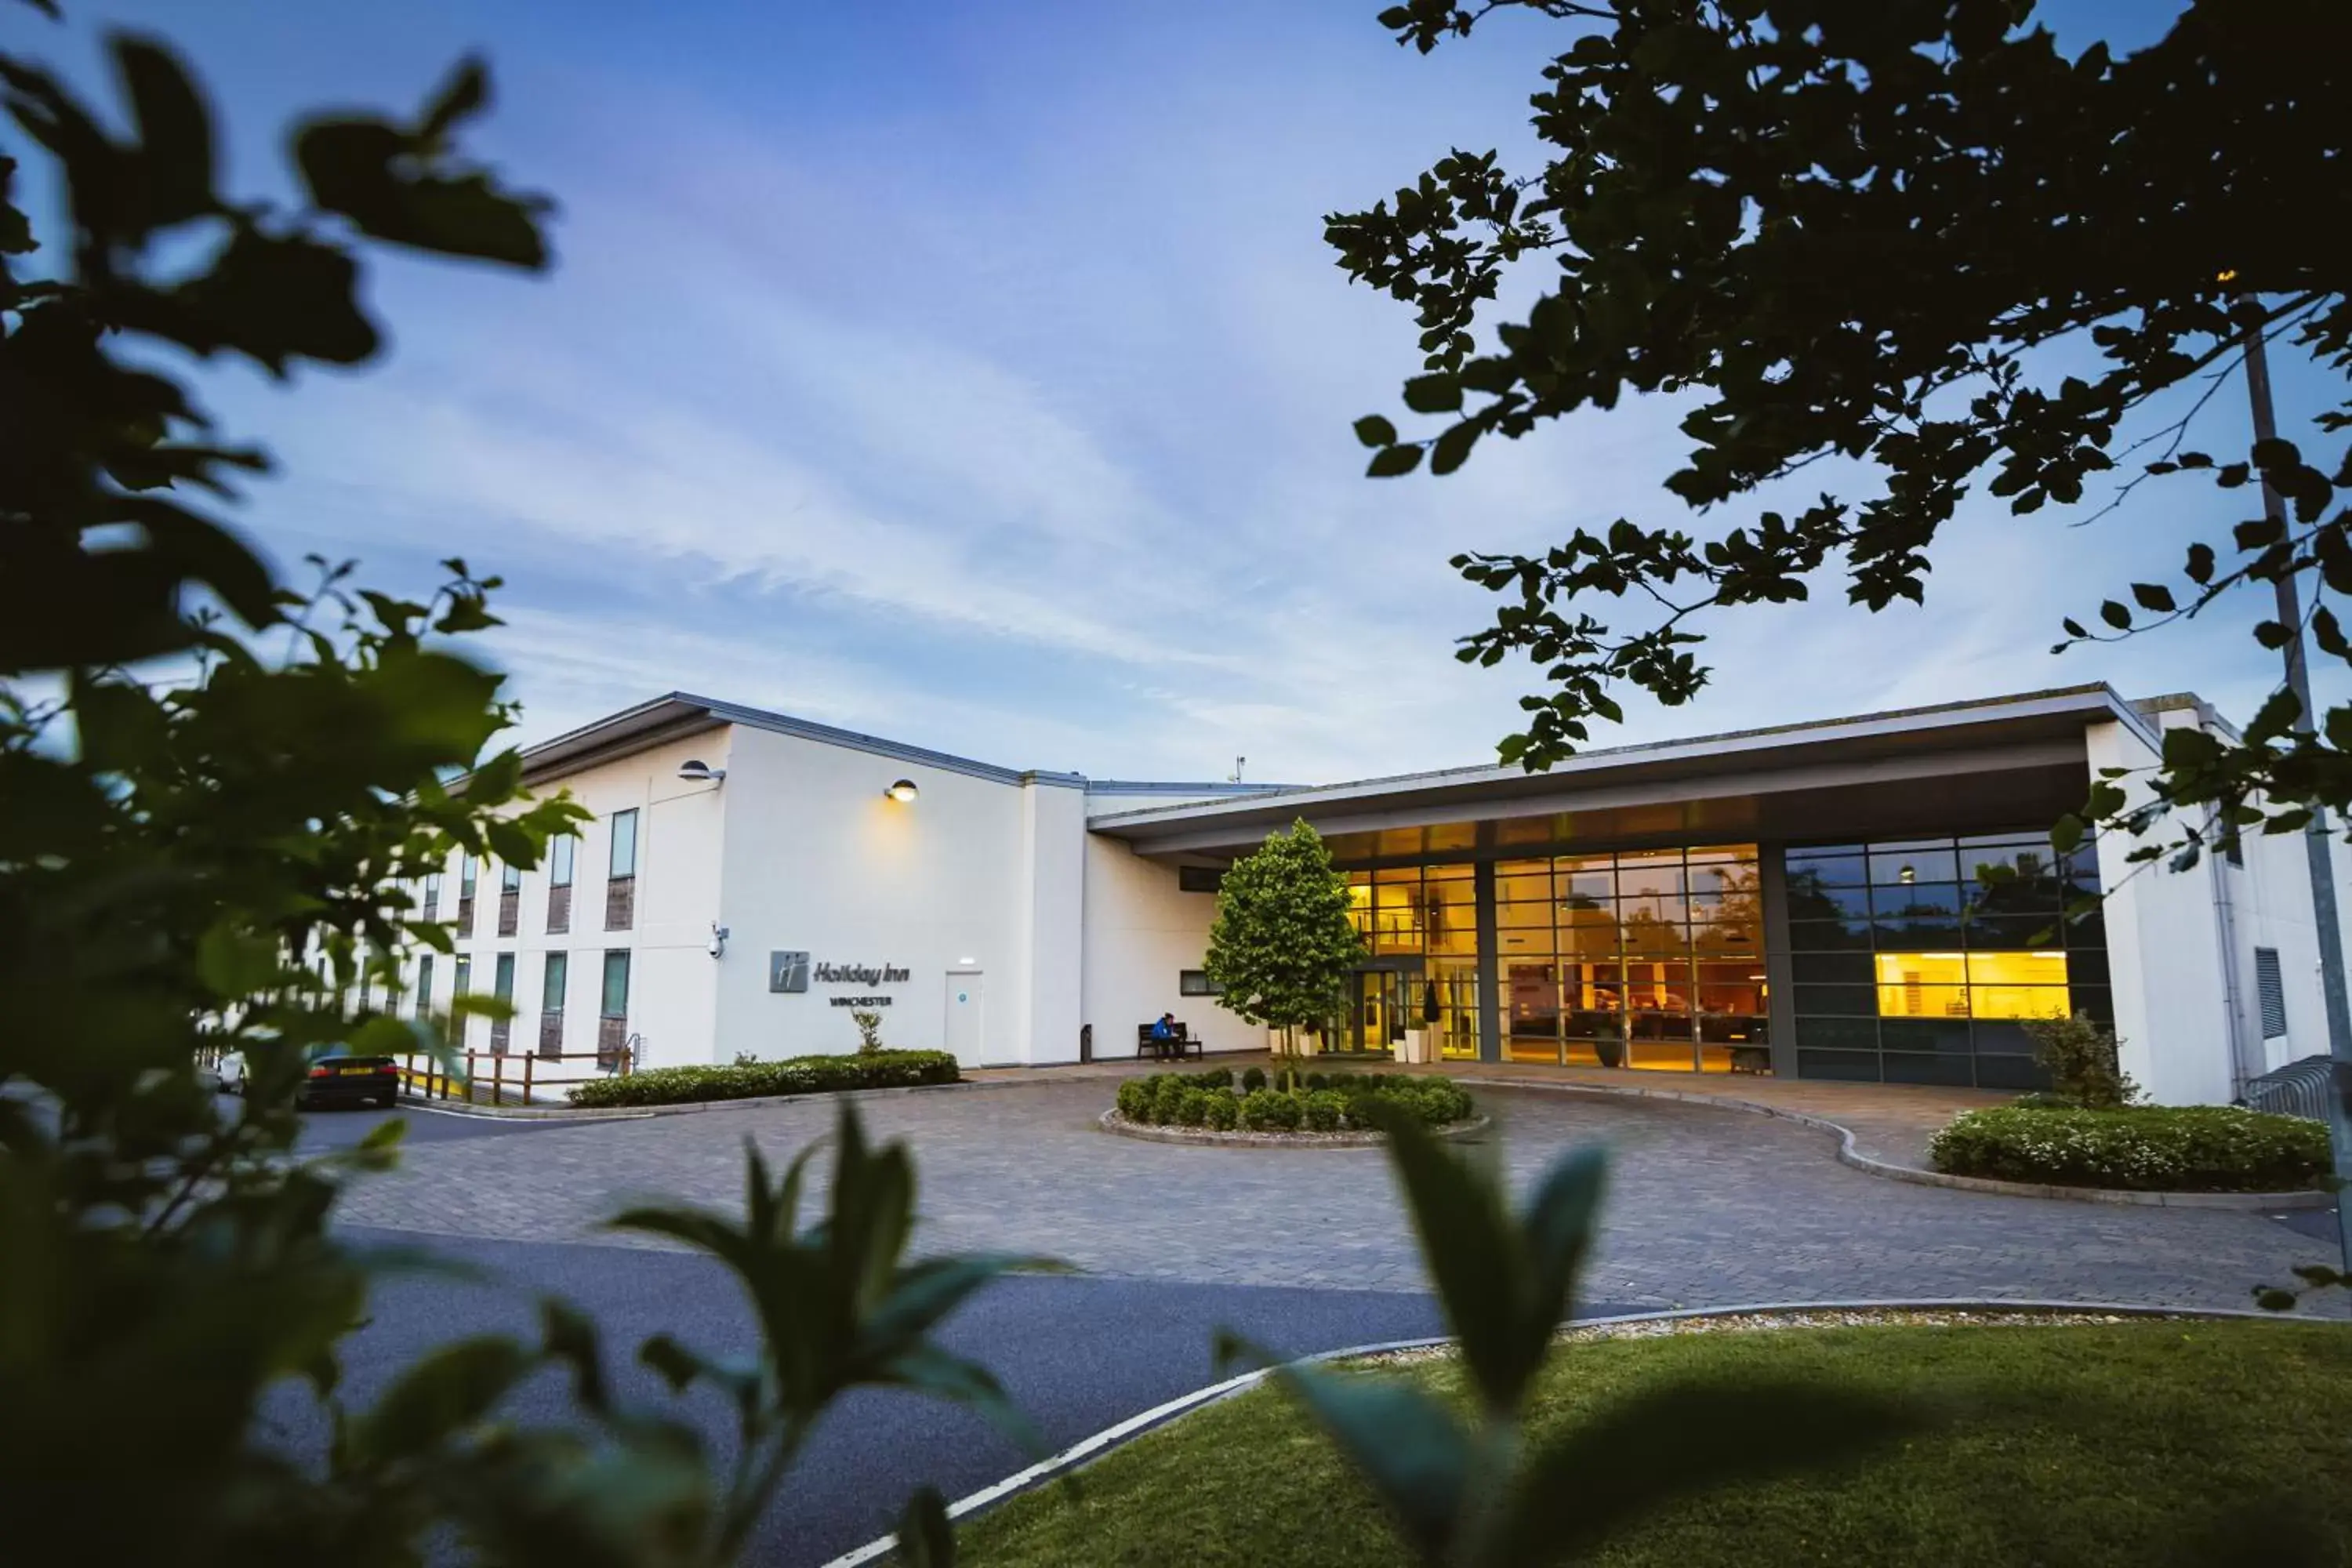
[399,1044,633,1109]
[2240,1054,2336,1123]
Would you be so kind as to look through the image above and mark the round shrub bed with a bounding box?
[567,1048,959,1108]
[1111,1068,1475,1142]
[1928,1104,2331,1192]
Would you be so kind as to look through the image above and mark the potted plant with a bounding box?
[1402,977,1440,1064]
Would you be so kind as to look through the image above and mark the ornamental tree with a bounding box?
[1330,0,2350,868]
[1204,819,1367,1051]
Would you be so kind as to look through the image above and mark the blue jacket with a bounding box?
[1151,1018,1174,1039]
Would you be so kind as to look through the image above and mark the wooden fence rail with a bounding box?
[398,1045,633,1109]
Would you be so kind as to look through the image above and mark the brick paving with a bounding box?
[342,1075,2339,1314]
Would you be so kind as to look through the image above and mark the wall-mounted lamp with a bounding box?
[707,923,730,959]
[1897,864,1917,884]
[886,779,919,804]
[678,759,727,784]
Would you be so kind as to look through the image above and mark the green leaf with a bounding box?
[1374,1107,1531,1416]
[168,228,378,370]
[419,54,490,142]
[895,1486,958,1567]
[1491,1380,1919,1563]
[113,34,214,228]
[2050,814,2084,853]
[2129,583,2175,613]
[1260,1356,1470,1562]
[2098,601,2132,630]
[347,1336,530,1465]
[1429,420,1481,476]
[540,1298,608,1414]
[1368,444,1425,478]
[1403,372,1463,413]
[1354,413,1399,448]
[295,110,549,269]
[196,920,284,997]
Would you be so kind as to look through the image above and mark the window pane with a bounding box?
[1793,983,1877,1016]
[1967,911,2065,949]
[1495,862,1552,903]
[1796,1047,1882,1082]
[502,860,521,891]
[1795,1015,1878,1050]
[1557,905,1622,959]
[454,956,471,996]
[1615,852,1685,898]
[601,950,630,1016]
[493,953,514,1000]
[1497,900,1554,930]
[1869,845,1958,885]
[460,854,477,894]
[1883,1051,1975,1086]
[1785,845,1867,886]
[1784,873,1870,923]
[609,809,639,878]
[415,953,434,1019]
[1788,916,1872,951]
[1793,951,1872,984]
[550,836,575,887]
[1878,984,1970,1020]
[542,952,568,1011]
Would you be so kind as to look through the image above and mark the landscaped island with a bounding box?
[1110,1066,1475,1137]
[1929,1104,2330,1192]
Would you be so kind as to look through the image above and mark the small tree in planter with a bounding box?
[850,1009,887,1055]
[1205,820,1365,1084]
[2024,1011,2138,1109]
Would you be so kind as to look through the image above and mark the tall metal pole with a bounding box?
[2241,296,2352,1271]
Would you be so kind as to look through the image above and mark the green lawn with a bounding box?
[960,1320,2352,1566]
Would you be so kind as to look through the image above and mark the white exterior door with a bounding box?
[945,971,985,1065]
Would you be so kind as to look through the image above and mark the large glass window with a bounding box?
[1496,844,1763,1073]
[608,810,639,879]
[601,949,630,1018]
[1788,831,2105,1087]
[1342,866,1480,1060]
[549,835,575,887]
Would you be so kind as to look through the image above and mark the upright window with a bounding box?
[598,949,632,1069]
[546,835,575,935]
[414,953,434,1020]
[453,954,473,1050]
[539,952,569,1057]
[497,858,522,937]
[2256,947,2288,1039]
[605,810,639,930]
[490,953,515,1055]
[458,853,477,934]
[422,871,442,920]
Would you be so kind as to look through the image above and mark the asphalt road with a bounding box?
[249,1101,1465,1565]
[310,1225,1473,1567]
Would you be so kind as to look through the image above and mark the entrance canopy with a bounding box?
[1085,685,2151,865]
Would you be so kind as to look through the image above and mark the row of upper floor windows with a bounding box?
[418,808,639,920]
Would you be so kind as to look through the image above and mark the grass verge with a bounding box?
[960,1319,2352,1566]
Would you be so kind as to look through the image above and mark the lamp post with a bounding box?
[2239,292,2352,1271]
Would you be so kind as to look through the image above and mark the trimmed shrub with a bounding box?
[1203,1091,1240,1131]
[1196,1067,1233,1090]
[568,1049,959,1109]
[1304,1072,1329,1092]
[2026,1012,2138,1109]
[1241,1066,1267,1094]
[1929,1105,2331,1192]
[1151,1073,1195,1124]
[1240,1089,1302,1132]
[1301,1089,1345,1132]
[1174,1087,1212,1127]
[1116,1078,1152,1122]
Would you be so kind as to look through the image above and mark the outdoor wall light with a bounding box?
[1898,864,1917,884]
[886,779,919,804]
[677,759,726,784]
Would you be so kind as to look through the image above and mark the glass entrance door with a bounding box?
[1352,971,1403,1055]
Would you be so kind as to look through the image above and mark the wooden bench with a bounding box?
[1137,1022,1202,1061]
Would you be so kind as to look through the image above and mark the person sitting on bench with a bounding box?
[1151,1013,1177,1051]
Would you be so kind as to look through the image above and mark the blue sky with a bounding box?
[20,0,2339,782]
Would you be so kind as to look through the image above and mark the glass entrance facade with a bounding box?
[1495,845,1766,1072]
[1341,864,1479,1058]
[1341,844,1762,1072]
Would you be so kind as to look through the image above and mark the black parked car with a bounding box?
[217,1047,402,1109]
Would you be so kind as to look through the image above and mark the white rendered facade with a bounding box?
[405,686,2352,1105]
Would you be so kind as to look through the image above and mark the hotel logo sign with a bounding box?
[768,951,810,993]
[770,953,909,996]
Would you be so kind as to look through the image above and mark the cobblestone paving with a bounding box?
[341,1083,2339,1312]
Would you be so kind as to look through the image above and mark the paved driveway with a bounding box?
[335,1080,2338,1313]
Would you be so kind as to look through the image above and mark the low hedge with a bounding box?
[568,1049,960,1108]
[1928,1104,2332,1192]
[1114,1069,1475,1135]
